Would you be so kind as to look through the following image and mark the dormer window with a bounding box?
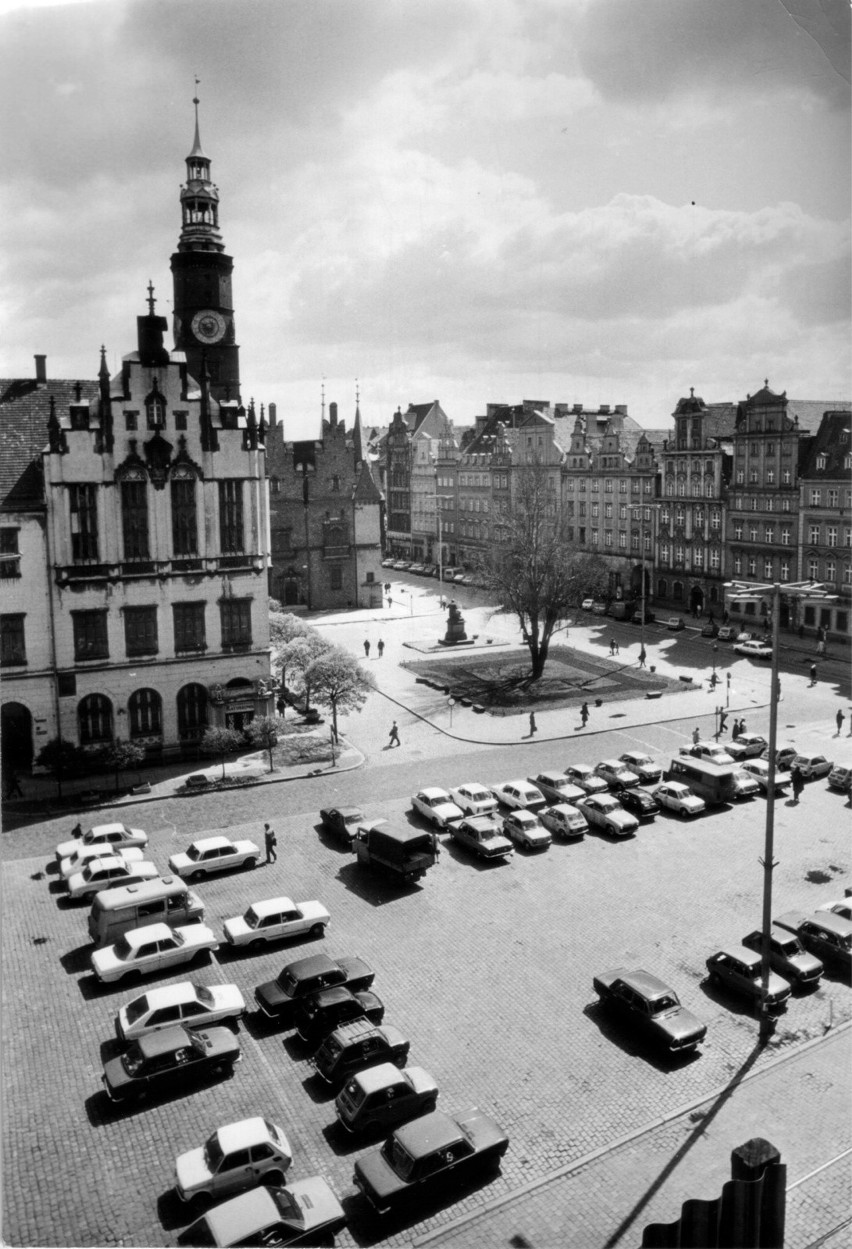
[816,454,827,471]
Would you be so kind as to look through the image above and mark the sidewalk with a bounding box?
[414,1024,852,1249]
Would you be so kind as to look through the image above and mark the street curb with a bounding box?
[412,1022,852,1246]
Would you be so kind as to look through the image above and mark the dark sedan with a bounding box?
[255,954,375,1024]
[293,985,385,1047]
[102,1024,240,1103]
[617,787,660,820]
[593,968,706,1053]
[319,807,364,844]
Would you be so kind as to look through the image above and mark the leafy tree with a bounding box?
[200,726,244,780]
[102,739,146,793]
[35,737,88,779]
[268,611,312,659]
[279,632,331,712]
[481,464,609,681]
[305,646,372,743]
[246,714,283,773]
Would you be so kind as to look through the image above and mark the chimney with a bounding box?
[572,403,583,414]
[329,401,338,427]
[615,404,628,415]
[34,355,47,384]
[268,402,277,428]
[599,404,610,414]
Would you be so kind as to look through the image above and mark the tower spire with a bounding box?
[190,76,206,159]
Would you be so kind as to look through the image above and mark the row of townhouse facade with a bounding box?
[380,385,851,643]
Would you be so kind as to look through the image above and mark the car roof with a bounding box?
[125,922,175,945]
[311,985,356,1008]
[127,981,198,1009]
[394,1110,462,1155]
[189,835,235,852]
[455,782,488,792]
[781,910,852,936]
[418,787,451,800]
[248,897,296,917]
[216,1117,277,1153]
[83,855,126,871]
[504,778,535,787]
[462,814,501,830]
[203,1187,279,1244]
[621,751,651,761]
[137,1025,194,1057]
[351,1061,410,1094]
[89,823,131,836]
[616,969,674,998]
[284,953,338,981]
[598,759,627,769]
[716,945,761,967]
[536,771,567,782]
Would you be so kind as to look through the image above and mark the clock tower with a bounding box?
[170,91,240,400]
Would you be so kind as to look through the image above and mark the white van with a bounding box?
[88,876,204,947]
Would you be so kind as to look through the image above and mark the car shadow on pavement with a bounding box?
[314,823,357,854]
[339,1164,508,1246]
[156,1189,194,1234]
[300,1071,338,1105]
[334,861,426,906]
[697,976,770,1019]
[59,944,93,976]
[582,1002,703,1074]
[439,838,514,871]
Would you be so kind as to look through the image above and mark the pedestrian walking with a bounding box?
[791,765,805,804]
[388,720,401,747]
[692,726,700,745]
[264,823,277,864]
[609,639,616,656]
[731,718,740,738]
[836,709,845,737]
[718,710,729,735]
[71,821,83,839]
[580,702,589,728]
[387,595,393,608]
[638,646,647,668]
[614,639,620,655]
[529,712,537,736]
[384,581,391,595]
[4,771,23,799]
[739,717,747,736]
[363,639,371,658]
[809,663,817,686]
[817,639,826,657]
[377,639,385,658]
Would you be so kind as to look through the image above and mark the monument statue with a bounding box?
[440,600,470,646]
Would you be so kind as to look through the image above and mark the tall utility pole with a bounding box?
[758,583,781,1043]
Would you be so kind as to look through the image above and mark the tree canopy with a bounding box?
[306,646,372,741]
[481,463,609,680]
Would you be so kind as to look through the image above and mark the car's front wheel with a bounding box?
[244,857,258,871]
[190,869,205,882]
[261,1170,285,1188]
[310,923,326,937]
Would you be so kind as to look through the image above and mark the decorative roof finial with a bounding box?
[764,378,769,389]
[321,378,326,421]
[689,386,694,398]
[189,76,207,159]
[146,281,156,316]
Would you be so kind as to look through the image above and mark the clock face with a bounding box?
[191,309,227,344]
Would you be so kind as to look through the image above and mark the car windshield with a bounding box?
[775,936,801,955]
[271,1187,303,1223]
[203,1134,225,1171]
[124,995,150,1024]
[195,985,214,1006]
[122,1043,146,1075]
[651,995,678,1014]
[385,1137,416,1180]
[839,933,852,951]
[114,936,133,961]
[597,797,618,811]
[244,906,261,929]
[187,845,201,861]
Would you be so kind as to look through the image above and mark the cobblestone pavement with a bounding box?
[3,758,849,1246]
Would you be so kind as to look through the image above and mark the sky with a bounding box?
[1,0,850,441]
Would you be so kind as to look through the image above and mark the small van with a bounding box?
[88,876,204,946]
[666,757,738,807]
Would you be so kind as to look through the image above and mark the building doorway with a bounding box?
[689,585,704,615]
[1,702,33,772]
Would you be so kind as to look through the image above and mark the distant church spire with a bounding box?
[353,381,364,467]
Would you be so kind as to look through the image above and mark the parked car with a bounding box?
[705,946,791,1011]
[59,844,144,882]
[764,744,797,771]
[581,597,595,610]
[731,770,760,800]
[619,752,662,784]
[591,600,608,615]
[726,734,768,761]
[563,764,608,796]
[393,560,411,570]
[734,640,774,660]
[408,562,426,574]
[575,794,638,838]
[91,921,219,984]
[653,781,706,818]
[55,822,148,863]
[817,899,852,923]
[67,857,159,902]
[617,787,660,820]
[631,609,656,624]
[353,1108,508,1215]
[451,814,514,861]
[773,911,852,973]
[452,572,467,583]
[593,968,707,1053]
[459,574,475,586]
[380,557,395,567]
[175,1117,293,1204]
[169,835,260,880]
[116,981,246,1041]
[716,625,737,641]
[490,779,546,810]
[294,985,385,1047]
[336,1061,439,1135]
[593,759,640,791]
[739,760,789,795]
[411,788,464,828]
[666,616,685,631]
[735,630,754,643]
[791,753,833,780]
[539,803,587,839]
[449,783,499,816]
[223,897,330,948]
[102,1024,240,1103]
[319,807,364,844]
[700,621,718,637]
[827,764,852,793]
[527,771,585,805]
[177,1178,345,1248]
[679,741,735,765]
[741,928,823,990]
[255,953,375,1024]
[310,1018,410,1087]
[502,810,551,851]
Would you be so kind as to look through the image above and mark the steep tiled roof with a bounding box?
[786,400,850,432]
[0,377,98,510]
[352,461,384,504]
[699,403,738,441]
[798,411,852,478]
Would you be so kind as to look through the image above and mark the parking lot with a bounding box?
[3,734,850,1247]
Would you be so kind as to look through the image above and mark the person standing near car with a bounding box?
[837,709,845,737]
[791,766,805,803]
[692,726,700,745]
[264,823,278,864]
[580,702,589,728]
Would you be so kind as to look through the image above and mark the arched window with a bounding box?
[657,579,668,599]
[129,689,162,738]
[78,694,113,744]
[672,580,684,601]
[121,475,150,560]
[171,470,198,557]
[177,683,208,739]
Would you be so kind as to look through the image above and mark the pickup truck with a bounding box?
[354,823,438,883]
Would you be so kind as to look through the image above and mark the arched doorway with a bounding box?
[1,702,33,772]
[78,694,113,745]
[225,678,255,732]
[689,585,704,615]
[177,683,208,741]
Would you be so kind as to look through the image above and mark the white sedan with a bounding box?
[411,788,464,828]
[654,782,706,818]
[66,856,159,902]
[223,897,330,948]
[55,821,148,863]
[490,779,547,810]
[91,921,219,984]
[733,639,773,659]
[739,760,789,794]
[817,899,852,923]
[169,835,261,880]
[563,765,609,796]
[502,810,552,851]
[116,981,246,1041]
[59,844,144,882]
[575,794,638,838]
[449,783,498,816]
